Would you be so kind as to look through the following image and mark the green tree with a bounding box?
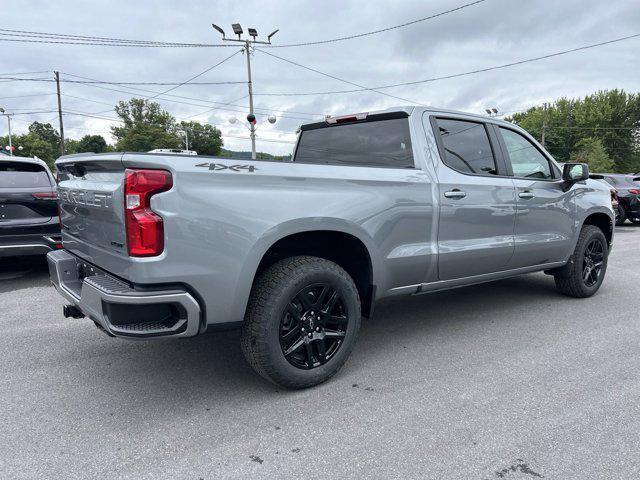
[572,137,614,172]
[508,89,640,173]
[77,134,110,153]
[178,121,223,155]
[0,122,60,168]
[112,98,181,152]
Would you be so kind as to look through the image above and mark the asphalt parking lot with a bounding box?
[1,226,639,480]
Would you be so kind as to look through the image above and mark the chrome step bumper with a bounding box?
[47,249,201,338]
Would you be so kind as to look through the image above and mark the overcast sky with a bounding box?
[1,0,638,155]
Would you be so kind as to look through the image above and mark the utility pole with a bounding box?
[54,71,65,156]
[211,23,278,160]
[0,107,13,157]
[541,102,547,148]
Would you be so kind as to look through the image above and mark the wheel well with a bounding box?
[583,212,613,246]
[254,231,375,318]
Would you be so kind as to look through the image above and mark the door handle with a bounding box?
[518,191,535,199]
[444,189,467,199]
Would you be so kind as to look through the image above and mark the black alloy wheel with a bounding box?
[280,283,349,369]
[582,238,605,288]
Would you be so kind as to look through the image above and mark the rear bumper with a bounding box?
[47,249,201,339]
[0,233,62,257]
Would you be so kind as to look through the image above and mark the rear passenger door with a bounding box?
[430,117,517,281]
[495,126,574,268]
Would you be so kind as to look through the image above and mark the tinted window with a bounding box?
[0,161,51,188]
[499,128,552,179]
[294,118,414,168]
[435,119,497,175]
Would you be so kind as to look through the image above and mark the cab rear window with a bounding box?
[0,161,51,188]
[294,117,414,168]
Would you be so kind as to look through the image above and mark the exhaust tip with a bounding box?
[63,304,85,319]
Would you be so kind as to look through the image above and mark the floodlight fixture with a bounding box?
[267,29,279,42]
[485,109,492,115]
[248,28,258,39]
[232,23,243,38]
[211,23,226,39]
[491,108,498,114]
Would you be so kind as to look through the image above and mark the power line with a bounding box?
[62,93,117,107]
[60,72,320,121]
[0,3,485,49]
[0,70,50,76]
[61,71,322,117]
[146,49,243,100]
[268,0,487,48]
[0,92,56,100]
[0,76,246,86]
[256,32,640,96]
[256,48,426,106]
[0,32,232,48]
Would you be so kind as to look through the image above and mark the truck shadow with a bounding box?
[71,272,560,409]
[0,255,50,293]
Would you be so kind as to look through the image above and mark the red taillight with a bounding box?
[629,189,640,195]
[32,192,58,199]
[124,169,172,257]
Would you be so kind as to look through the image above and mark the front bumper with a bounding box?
[47,249,201,339]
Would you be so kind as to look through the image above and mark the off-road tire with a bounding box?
[241,256,361,389]
[554,225,608,298]
[615,206,627,226]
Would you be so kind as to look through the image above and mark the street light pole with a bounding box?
[6,113,13,157]
[211,23,278,160]
[0,107,13,157]
[244,39,257,159]
[180,129,189,151]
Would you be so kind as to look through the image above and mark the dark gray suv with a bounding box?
[0,156,61,257]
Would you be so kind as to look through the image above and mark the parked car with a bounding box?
[599,174,640,225]
[48,107,614,389]
[0,156,61,257]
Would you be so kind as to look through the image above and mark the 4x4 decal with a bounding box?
[196,162,258,173]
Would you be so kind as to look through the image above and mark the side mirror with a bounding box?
[562,162,589,183]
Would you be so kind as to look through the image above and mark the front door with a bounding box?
[496,126,574,268]
[430,117,517,281]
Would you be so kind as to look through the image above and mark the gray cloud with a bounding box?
[0,0,638,155]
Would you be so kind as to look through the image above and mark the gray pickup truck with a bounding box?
[48,106,614,389]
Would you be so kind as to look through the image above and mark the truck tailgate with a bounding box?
[57,154,130,273]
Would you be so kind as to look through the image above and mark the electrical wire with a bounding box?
[0,2,485,49]
[145,49,243,100]
[61,71,322,116]
[267,0,486,48]
[255,48,426,106]
[256,32,640,96]
[60,72,320,120]
[0,92,56,100]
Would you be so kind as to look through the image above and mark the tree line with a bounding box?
[507,89,639,173]
[0,98,223,168]
[3,91,638,173]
